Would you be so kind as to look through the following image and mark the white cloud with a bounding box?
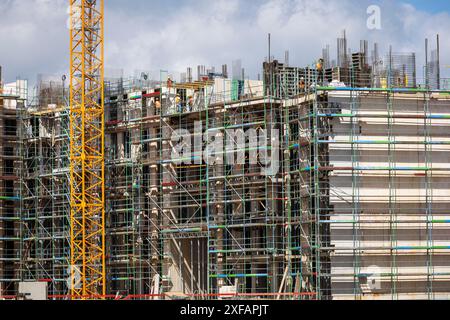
[0,0,449,84]
[0,0,68,81]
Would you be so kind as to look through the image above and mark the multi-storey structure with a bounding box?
[21,79,70,296]
[0,35,449,300]
[323,88,450,299]
[0,74,27,298]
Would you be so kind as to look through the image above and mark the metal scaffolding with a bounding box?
[20,79,70,297]
[1,33,450,300]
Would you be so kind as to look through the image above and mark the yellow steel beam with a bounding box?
[69,0,105,299]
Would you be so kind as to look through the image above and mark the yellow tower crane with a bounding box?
[69,0,106,299]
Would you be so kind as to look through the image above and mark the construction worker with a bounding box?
[175,94,182,113]
[316,58,324,84]
[155,98,161,115]
[299,77,306,92]
[316,58,324,72]
[167,77,174,88]
[187,95,193,112]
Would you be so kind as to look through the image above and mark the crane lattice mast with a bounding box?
[69,0,106,299]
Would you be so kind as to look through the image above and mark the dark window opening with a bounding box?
[4,119,17,136]
[4,146,14,156]
[124,131,131,158]
[4,159,14,175]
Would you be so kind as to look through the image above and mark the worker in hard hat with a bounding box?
[167,77,174,88]
[316,59,324,72]
[155,97,161,115]
[316,58,324,84]
[175,94,182,113]
[299,77,306,93]
[187,95,193,112]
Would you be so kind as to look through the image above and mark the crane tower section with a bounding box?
[69,0,106,299]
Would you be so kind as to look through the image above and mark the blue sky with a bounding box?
[404,0,449,13]
[0,0,449,84]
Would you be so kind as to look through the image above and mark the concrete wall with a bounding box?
[328,93,450,300]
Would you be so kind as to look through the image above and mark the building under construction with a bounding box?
[1,34,450,300]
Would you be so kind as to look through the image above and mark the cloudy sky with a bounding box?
[0,0,449,84]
